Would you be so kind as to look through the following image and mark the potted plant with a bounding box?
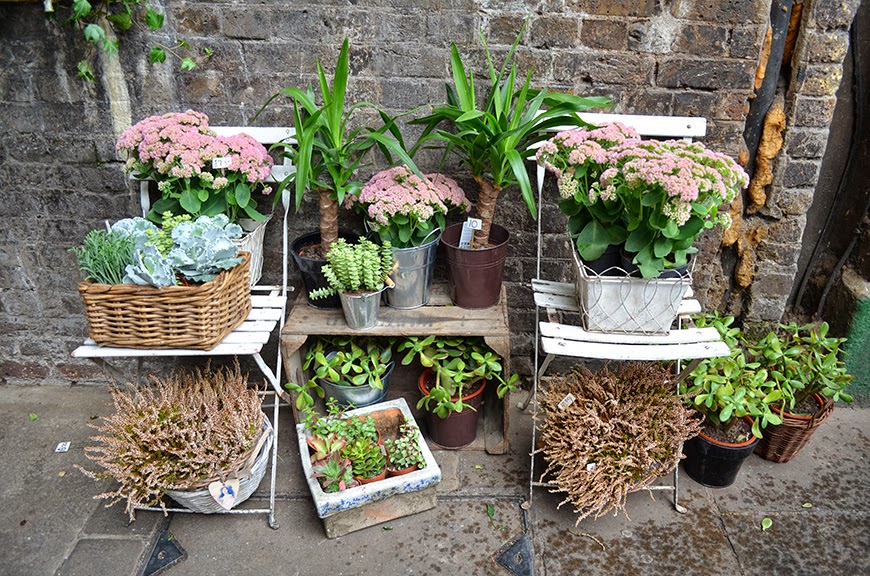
[308,237,395,329]
[679,314,782,487]
[536,126,749,279]
[77,361,272,520]
[384,420,427,477]
[259,38,418,308]
[345,165,469,309]
[748,321,853,463]
[71,213,251,350]
[297,336,395,408]
[344,436,388,485]
[116,110,275,285]
[398,335,518,448]
[411,24,609,308]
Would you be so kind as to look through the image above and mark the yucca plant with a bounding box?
[259,38,419,256]
[411,24,610,248]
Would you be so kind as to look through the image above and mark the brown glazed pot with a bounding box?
[417,368,486,449]
[440,223,509,309]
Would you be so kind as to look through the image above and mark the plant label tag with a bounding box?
[458,221,477,249]
[55,441,70,453]
[212,156,232,169]
[557,393,576,410]
[208,478,240,511]
[465,217,482,230]
[586,462,597,471]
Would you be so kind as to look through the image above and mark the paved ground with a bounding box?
[1,383,868,576]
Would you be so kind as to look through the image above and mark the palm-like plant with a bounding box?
[260,38,418,256]
[412,25,610,249]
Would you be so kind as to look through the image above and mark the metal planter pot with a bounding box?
[339,287,387,330]
[385,232,441,309]
[319,361,395,408]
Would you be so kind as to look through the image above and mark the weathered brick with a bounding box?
[530,14,580,49]
[773,188,816,216]
[568,0,656,17]
[808,0,861,30]
[620,89,674,116]
[785,127,829,158]
[795,63,845,97]
[484,14,528,46]
[791,95,838,127]
[580,19,627,51]
[553,52,651,85]
[658,57,755,90]
[782,159,820,188]
[671,0,768,24]
[729,25,765,59]
[171,5,222,36]
[425,12,476,46]
[673,91,717,118]
[0,361,50,380]
[756,240,802,265]
[676,24,729,57]
[767,216,807,244]
[715,91,750,121]
[221,9,270,40]
[802,30,850,64]
[746,295,788,322]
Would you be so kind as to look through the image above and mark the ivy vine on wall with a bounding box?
[45,0,211,80]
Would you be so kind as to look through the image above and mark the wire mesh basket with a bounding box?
[571,248,691,335]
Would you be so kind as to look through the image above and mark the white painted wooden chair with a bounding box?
[525,113,729,514]
[71,126,296,528]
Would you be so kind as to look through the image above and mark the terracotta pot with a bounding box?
[682,417,759,488]
[417,368,486,449]
[354,466,387,485]
[386,464,419,478]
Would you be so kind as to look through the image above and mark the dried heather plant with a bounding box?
[533,363,701,525]
[77,361,264,521]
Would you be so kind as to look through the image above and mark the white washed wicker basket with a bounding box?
[166,416,273,514]
[234,217,270,287]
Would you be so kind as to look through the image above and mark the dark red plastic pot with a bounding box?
[417,369,486,449]
[441,223,509,309]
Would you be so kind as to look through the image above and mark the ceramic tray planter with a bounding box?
[296,398,441,533]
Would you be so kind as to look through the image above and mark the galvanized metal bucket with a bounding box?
[319,361,395,408]
[339,287,387,330]
[386,231,441,309]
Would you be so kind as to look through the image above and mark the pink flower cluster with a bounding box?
[116,110,273,188]
[348,166,468,226]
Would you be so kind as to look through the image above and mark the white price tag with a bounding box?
[586,462,597,471]
[465,217,482,230]
[557,393,576,410]
[55,442,70,453]
[212,156,232,169]
[458,222,475,249]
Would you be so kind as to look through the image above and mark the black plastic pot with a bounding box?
[418,369,486,449]
[441,223,510,309]
[682,424,759,488]
[291,231,352,309]
[580,244,623,276]
[620,249,690,279]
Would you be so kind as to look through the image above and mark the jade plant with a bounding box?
[343,437,387,481]
[398,336,519,418]
[681,314,782,439]
[747,321,853,412]
[308,237,395,299]
[297,336,393,395]
[384,421,426,472]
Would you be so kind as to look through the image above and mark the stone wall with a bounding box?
[0,0,858,385]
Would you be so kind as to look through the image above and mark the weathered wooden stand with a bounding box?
[280,283,511,454]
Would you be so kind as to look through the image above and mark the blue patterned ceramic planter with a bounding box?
[297,398,442,519]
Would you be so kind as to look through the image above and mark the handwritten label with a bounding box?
[458,219,480,249]
[557,393,576,410]
[55,442,70,453]
[212,156,232,169]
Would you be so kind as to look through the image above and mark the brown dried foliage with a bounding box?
[77,361,264,521]
[533,363,701,525]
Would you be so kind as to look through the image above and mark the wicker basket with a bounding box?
[754,394,834,463]
[166,416,274,514]
[235,217,270,287]
[78,252,252,350]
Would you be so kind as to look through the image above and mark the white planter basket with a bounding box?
[235,217,270,287]
[166,416,273,514]
[571,248,691,335]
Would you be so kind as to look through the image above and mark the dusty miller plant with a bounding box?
[77,361,264,521]
[534,363,701,525]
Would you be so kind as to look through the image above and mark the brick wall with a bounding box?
[0,0,858,385]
